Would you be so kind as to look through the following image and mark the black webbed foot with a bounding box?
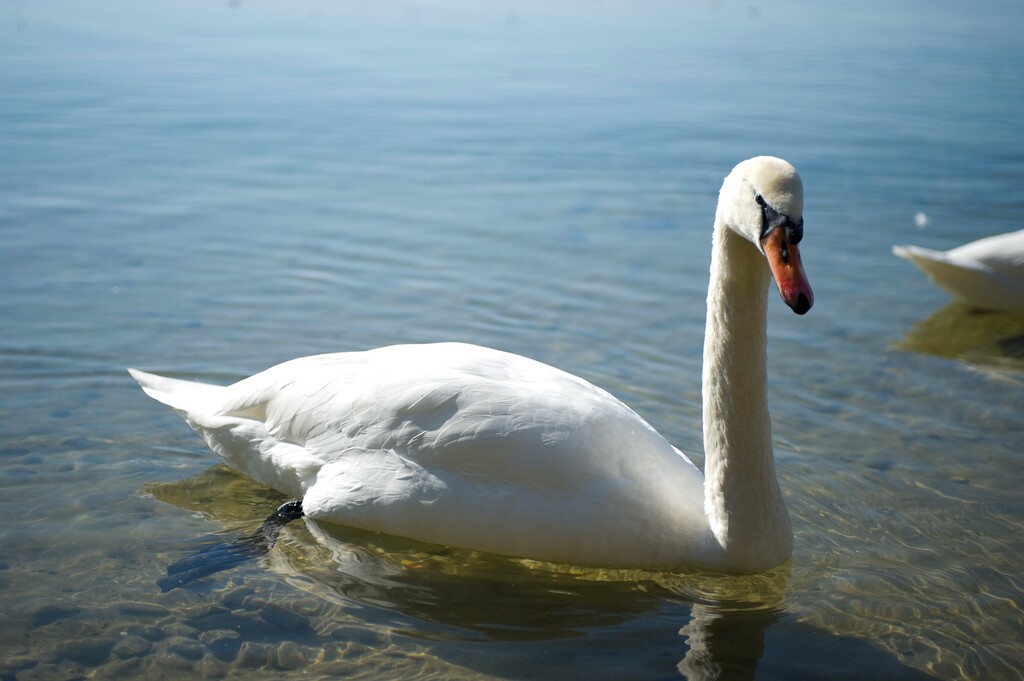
[158,501,304,592]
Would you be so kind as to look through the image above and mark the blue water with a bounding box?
[2,1,1023,679]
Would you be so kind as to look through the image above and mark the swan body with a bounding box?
[131,156,813,573]
[893,230,1024,312]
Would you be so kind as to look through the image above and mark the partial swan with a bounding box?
[893,229,1024,312]
[131,156,813,573]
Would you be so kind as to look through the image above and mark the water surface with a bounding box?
[2,1,1023,679]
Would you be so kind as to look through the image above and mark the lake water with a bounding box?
[2,0,1023,679]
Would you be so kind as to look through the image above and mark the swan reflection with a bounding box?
[146,466,787,677]
[898,301,1024,375]
[146,467,932,680]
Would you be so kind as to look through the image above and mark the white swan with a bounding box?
[893,230,1024,312]
[130,156,813,573]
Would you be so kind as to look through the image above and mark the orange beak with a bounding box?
[762,228,813,315]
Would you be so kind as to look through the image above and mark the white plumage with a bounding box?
[893,229,1024,312]
[131,156,814,573]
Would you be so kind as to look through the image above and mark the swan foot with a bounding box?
[157,500,304,592]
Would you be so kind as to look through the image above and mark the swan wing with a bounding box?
[948,229,1024,281]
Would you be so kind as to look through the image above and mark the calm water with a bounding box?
[2,1,1023,679]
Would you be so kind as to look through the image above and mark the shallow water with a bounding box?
[2,0,1023,679]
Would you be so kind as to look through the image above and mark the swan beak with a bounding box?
[762,228,814,315]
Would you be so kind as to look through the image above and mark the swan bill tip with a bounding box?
[792,293,812,315]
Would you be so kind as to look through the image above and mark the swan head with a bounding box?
[717,156,814,315]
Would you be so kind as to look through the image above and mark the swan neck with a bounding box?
[701,220,791,569]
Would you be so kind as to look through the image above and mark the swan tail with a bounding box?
[128,368,228,416]
[892,244,999,303]
[130,368,317,498]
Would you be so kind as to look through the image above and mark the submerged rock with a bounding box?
[199,629,242,662]
[104,657,143,676]
[235,641,271,668]
[218,585,255,610]
[122,623,166,642]
[21,601,81,627]
[1,656,38,672]
[52,635,116,666]
[166,636,205,661]
[153,651,194,672]
[116,601,171,618]
[111,635,152,659]
[259,603,310,633]
[274,641,309,670]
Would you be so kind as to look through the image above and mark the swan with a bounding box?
[893,230,1024,312]
[130,156,813,573]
